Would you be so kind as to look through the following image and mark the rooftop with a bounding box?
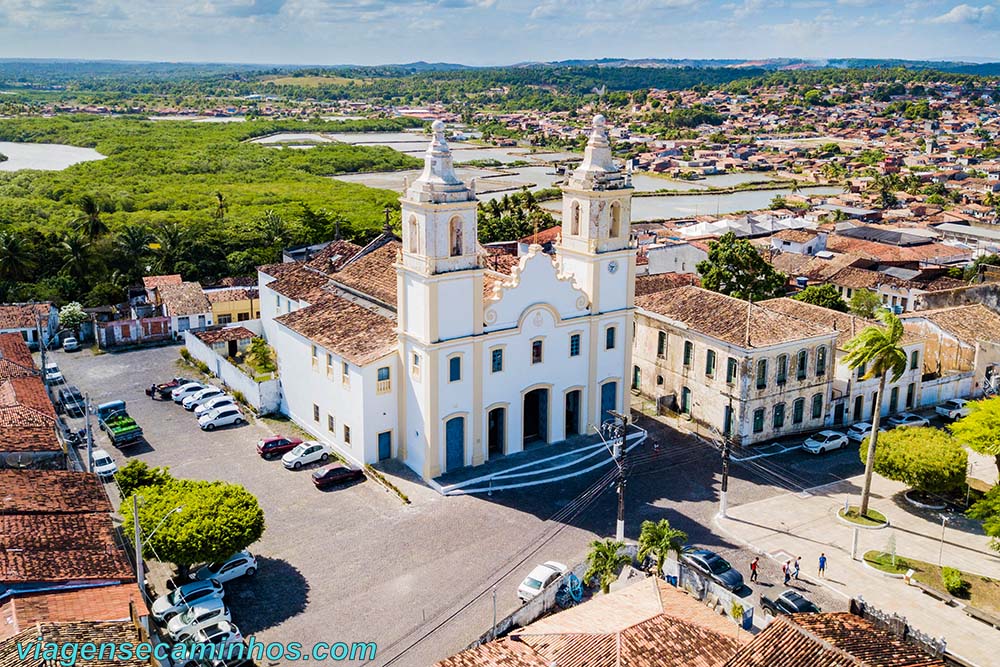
[0,303,53,332]
[275,294,397,366]
[0,584,137,640]
[141,274,182,290]
[157,281,210,317]
[901,303,1000,345]
[0,470,112,514]
[194,326,257,345]
[1,621,147,667]
[0,333,36,372]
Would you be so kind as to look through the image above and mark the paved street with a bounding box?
[49,345,852,666]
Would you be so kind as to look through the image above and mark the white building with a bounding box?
[257,116,636,483]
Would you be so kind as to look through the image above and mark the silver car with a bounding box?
[150,579,224,622]
[166,598,230,641]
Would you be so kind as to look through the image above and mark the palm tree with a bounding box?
[115,224,152,258]
[213,192,229,221]
[0,231,35,281]
[74,194,109,240]
[637,519,688,577]
[258,209,287,248]
[151,222,186,274]
[60,232,91,282]
[844,310,908,517]
[584,538,631,594]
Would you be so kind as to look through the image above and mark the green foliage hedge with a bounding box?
[941,567,971,597]
[866,427,968,495]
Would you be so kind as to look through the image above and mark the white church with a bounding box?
[257,115,636,484]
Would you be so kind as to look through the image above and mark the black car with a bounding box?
[681,548,745,591]
[760,589,820,616]
[58,386,86,417]
[312,463,364,489]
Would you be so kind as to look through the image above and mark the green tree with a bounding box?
[696,232,787,302]
[967,485,1000,553]
[115,459,174,498]
[637,519,688,577]
[151,222,186,274]
[74,193,110,240]
[866,427,967,495]
[950,397,1000,479]
[584,538,631,594]
[793,284,848,312]
[0,231,35,282]
[121,479,265,579]
[844,310,908,517]
[247,337,277,374]
[849,289,883,319]
[60,233,91,282]
[58,302,88,337]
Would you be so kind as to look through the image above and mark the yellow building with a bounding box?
[204,287,259,325]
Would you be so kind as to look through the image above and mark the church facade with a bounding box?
[257,116,636,484]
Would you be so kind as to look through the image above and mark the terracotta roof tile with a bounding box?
[0,303,53,331]
[275,295,397,366]
[141,274,182,289]
[194,326,257,345]
[204,287,258,304]
[636,286,835,348]
[0,376,55,417]
[1,621,147,667]
[635,273,700,297]
[265,266,331,302]
[0,333,36,371]
[0,405,59,453]
[0,545,132,584]
[332,239,401,308]
[258,262,302,280]
[825,235,968,263]
[305,239,363,274]
[0,585,137,640]
[0,470,111,514]
[157,282,210,317]
[902,304,1000,344]
[723,613,947,667]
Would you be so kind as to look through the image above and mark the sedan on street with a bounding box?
[282,441,332,469]
[166,599,230,642]
[172,382,205,403]
[802,430,848,454]
[91,449,118,479]
[183,386,225,411]
[846,422,884,443]
[257,435,303,460]
[760,589,820,617]
[517,561,567,603]
[887,412,930,428]
[192,551,257,584]
[195,395,237,417]
[312,463,364,489]
[681,548,744,591]
[150,580,224,622]
[198,406,245,431]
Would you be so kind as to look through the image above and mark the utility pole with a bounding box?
[491,587,497,641]
[84,393,94,473]
[607,409,629,542]
[719,437,731,519]
[133,495,144,598]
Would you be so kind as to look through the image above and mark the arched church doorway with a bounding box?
[523,388,549,446]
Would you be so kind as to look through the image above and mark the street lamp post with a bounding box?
[938,513,948,567]
[133,499,183,599]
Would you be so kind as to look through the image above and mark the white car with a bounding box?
[282,441,332,469]
[195,395,237,417]
[517,561,566,603]
[198,406,245,431]
[183,386,226,411]
[166,598,230,641]
[172,382,205,403]
[62,337,79,352]
[43,362,64,384]
[150,580,224,622]
[802,430,848,455]
[888,412,930,428]
[193,551,258,584]
[846,422,884,443]
[936,399,970,420]
[91,448,118,478]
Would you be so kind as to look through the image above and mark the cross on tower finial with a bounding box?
[383,205,393,234]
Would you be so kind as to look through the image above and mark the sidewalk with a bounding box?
[717,473,1000,667]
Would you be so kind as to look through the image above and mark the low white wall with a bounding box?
[183,329,281,414]
[919,373,973,408]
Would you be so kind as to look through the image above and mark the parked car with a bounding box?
[183,386,226,411]
[517,561,567,603]
[681,548,744,591]
[43,362,64,384]
[760,589,820,617]
[887,412,929,428]
[62,336,79,352]
[846,422,884,443]
[166,598,230,641]
[91,449,118,479]
[58,385,86,418]
[192,551,257,583]
[802,430,848,455]
[150,579,224,622]
[936,399,971,421]
[172,382,205,403]
[189,621,243,648]
[195,395,237,417]
[198,406,245,431]
[312,463,364,489]
[256,435,303,460]
[146,377,193,399]
[282,441,332,469]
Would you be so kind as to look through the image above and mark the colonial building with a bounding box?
[257,116,636,483]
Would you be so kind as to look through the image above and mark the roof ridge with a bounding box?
[781,616,868,667]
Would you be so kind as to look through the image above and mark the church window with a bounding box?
[683,341,693,367]
[449,217,463,257]
[705,350,716,378]
[407,216,419,254]
[796,349,808,380]
[343,424,351,444]
[569,334,581,357]
[605,326,616,350]
[532,340,543,364]
[449,356,461,382]
[610,201,622,238]
[657,331,667,358]
[491,348,503,373]
[570,202,581,236]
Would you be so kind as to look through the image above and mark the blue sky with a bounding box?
[0,1,998,65]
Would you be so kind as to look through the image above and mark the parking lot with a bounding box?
[47,344,858,665]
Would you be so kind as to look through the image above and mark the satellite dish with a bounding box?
[4,453,32,469]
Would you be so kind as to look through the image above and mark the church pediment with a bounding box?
[483,244,590,331]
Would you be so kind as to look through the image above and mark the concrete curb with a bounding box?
[836,509,889,530]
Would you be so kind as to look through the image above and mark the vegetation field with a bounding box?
[0,116,423,305]
[863,550,1000,614]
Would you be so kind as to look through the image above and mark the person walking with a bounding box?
[782,560,791,585]
[749,557,759,583]
[818,553,827,578]
[793,556,801,580]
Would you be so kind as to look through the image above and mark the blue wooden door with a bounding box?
[601,382,617,424]
[377,431,391,461]
[445,417,465,471]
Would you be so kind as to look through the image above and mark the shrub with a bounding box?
[231,390,247,405]
[867,427,968,495]
[179,347,191,361]
[194,360,210,375]
[730,600,745,620]
[941,567,970,597]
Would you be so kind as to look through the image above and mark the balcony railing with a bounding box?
[376,379,391,394]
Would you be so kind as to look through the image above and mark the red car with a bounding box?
[311,463,364,489]
[256,435,303,460]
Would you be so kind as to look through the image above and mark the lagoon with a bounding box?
[0,141,105,172]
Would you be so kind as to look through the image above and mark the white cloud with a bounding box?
[928,4,996,24]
